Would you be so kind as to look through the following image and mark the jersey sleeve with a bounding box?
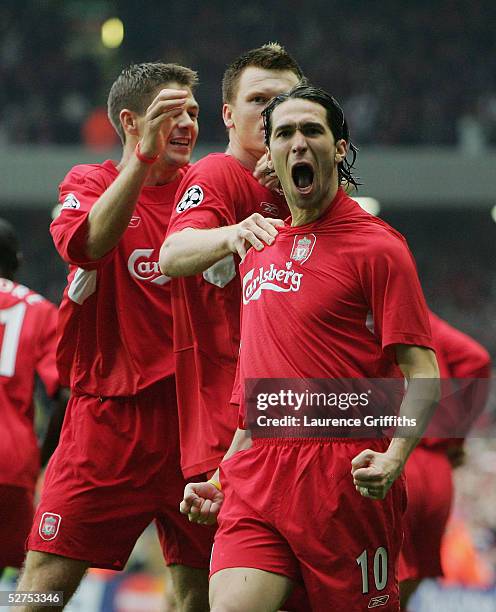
[50,165,115,269]
[35,301,60,398]
[429,312,491,440]
[359,233,433,357]
[430,312,491,379]
[167,157,238,236]
[430,312,491,435]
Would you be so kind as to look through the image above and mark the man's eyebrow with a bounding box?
[273,122,295,133]
[299,121,325,130]
[247,87,276,97]
[273,121,324,132]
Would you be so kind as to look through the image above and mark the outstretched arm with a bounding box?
[159,214,283,277]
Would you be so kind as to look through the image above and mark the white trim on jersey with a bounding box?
[68,268,97,305]
[203,254,236,288]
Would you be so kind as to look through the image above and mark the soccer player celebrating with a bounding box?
[0,219,67,578]
[399,311,491,610]
[160,43,303,481]
[181,85,440,611]
[15,63,213,611]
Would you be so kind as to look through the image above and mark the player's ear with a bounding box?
[120,109,140,138]
[223,103,234,129]
[266,146,274,170]
[334,139,347,163]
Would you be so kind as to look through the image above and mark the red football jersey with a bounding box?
[166,153,288,477]
[237,188,433,420]
[429,312,491,379]
[421,311,491,448]
[52,160,187,396]
[0,279,59,488]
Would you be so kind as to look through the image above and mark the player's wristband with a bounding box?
[208,478,222,491]
[135,142,158,165]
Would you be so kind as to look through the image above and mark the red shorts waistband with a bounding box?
[252,437,389,447]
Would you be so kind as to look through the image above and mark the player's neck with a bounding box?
[289,183,338,227]
[144,161,180,186]
[225,142,260,173]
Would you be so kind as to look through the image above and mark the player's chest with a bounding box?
[117,208,170,288]
[241,233,364,315]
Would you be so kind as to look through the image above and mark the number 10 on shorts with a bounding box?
[356,547,388,593]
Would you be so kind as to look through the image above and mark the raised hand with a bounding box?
[253,153,282,193]
[139,88,189,158]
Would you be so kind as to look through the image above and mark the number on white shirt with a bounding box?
[0,302,27,377]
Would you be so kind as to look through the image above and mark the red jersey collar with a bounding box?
[280,187,362,234]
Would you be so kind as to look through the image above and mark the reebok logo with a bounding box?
[260,201,280,216]
[368,595,390,608]
[128,249,170,285]
[242,261,302,305]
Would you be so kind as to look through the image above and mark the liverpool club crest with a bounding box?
[290,234,316,265]
[39,512,62,541]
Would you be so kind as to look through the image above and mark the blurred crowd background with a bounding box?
[2,0,496,147]
[1,1,495,609]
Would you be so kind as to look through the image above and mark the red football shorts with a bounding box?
[27,377,214,570]
[399,445,453,582]
[0,485,34,568]
[213,438,406,611]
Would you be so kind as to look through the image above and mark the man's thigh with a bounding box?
[210,568,293,612]
[211,482,299,610]
[212,482,300,583]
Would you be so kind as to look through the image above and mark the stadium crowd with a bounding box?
[1,0,496,146]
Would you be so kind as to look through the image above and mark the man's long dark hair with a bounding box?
[262,84,359,190]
